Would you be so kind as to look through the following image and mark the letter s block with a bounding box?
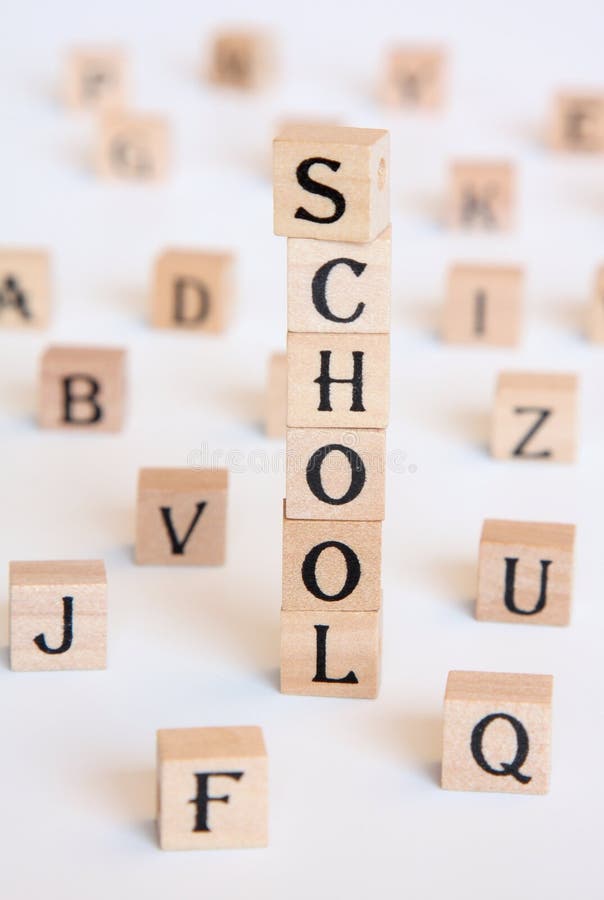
[273,125,390,243]
[152,249,235,333]
[441,671,553,794]
[157,726,268,850]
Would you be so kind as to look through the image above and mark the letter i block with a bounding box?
[38,345,127,432]
[0,250,50,329]
[447,161,516,231]
[441,671,553,794]
[490,372,579,462]
[157,726,268,850]
[135,468,228,565]
[151,249,235,333]
[442,265,523,347]
[9,560,107,671]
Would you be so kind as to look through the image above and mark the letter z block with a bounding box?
[442,264,523,346]
[98,112,170,180]
[447,161,515,231]
[152,249,235,332]
[0,249,51,329]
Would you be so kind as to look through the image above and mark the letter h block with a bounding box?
[152,249,235,333]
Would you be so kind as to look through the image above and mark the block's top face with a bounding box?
[158,726,266,762]
[157,249,233,268]
[450,263,522,282]
[41,345,126,369]
[276,124,387,149]
[497,371,578,393]
[138,467,228,493]
[451,160,514,177]
[10,559,106,586]
[481,519,576,551]
[0,248,49,266]
[102,111,166,131]
[446,671,553,705]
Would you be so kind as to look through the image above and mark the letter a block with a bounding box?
[273,125,390,243]
[9,560,107,671]
[447,161,515,231]
[135,468,228,565]
[490,372,579,463]
[441,671,553,794]
[0,249,50,329]
[207,29,276,91]
[477,519,575,626]
[157,726,268,850]
[152,249,235,333]
[442,264,523,346]
[98,112,170,180]
[39,345,127,432]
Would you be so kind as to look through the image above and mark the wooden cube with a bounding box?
[0,249,50,329]
[157,726,268,850]
[152,249,235,332]
[136,468,228,565]
[10,560,107,671]
[286,427,385,521]
[98,112,170,180]
[274,125,390,243]
[287,226,391,333]
[280,608,381,698]
[550,92,604,152]
[587,265,604,341]
[265,352,287,439]
[39,345,126,432]
[380,45,446,109]
[491,372,579,463]
[447,161,515,231]
[207,30,276,90]
[287,333,390,429]
[442,264,523,346]
[477,519,575,626]
[64,46,127,110]
[441,671,553,794]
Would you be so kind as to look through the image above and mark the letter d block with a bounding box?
[152,249,235,333]
[9,560,107,671]
[441,671,553,794]
[157,726,268,850]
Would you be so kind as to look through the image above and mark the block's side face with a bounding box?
[369,134,390,242]
[152,253,234,332]
[98,116,169,181]
[135,485,227,565]
[265,353,287,438]
[443,268,522,346]
[588,267,604,342]
[491,383,578,462]
[0,251,50,329]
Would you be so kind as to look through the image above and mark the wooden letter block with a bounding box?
[136,468,228,565]
[282,507,382,611]
[152,249,235,332]
[10,560,107,671]
[287,333,390,428]
[550,92,604,152]
[477,519,575,626]
[491,372,578,463]
[64,47,126,111]
[442,264,523,346]
[273,125,390,243]
[380,45,446,109]
[39,345,126,432]
[448,161,515,231]
[265,352,287,439]
[588,265,604,341]
[441,671,553,794]
[207,29,276,90]
[157,726,268,850]
[280,608,381,698]
[98,112,170,180]
[0,249,50,329]
[287,226,391,333]
[286,428,385,521]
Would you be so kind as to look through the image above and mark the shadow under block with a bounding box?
[207,29,276,90]
[287,227,391,333]
[265,352,287,438]
[441,671,553,794]
[0,249,50,329]
[490,372,578,462]
[64,47,127,110]
[97,112,170,180]
[287,332,390,429]
[380,45,446,109]
[39,345,126,432]
[447,161,516,231]
[286,427,385,521]
[442,264,523,346]
[157,726,268,850]
[282,509,382,612]
[273,125,390,243]
[280,608,381,698]
[550,92,604,152]
[588,265,604,341]
[9,560,107,671]
[477,519,575,626]
[136,468,228,565]
[152,249,235,332]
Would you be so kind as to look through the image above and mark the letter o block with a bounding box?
[441,671,553,794]
[152,249,235,332]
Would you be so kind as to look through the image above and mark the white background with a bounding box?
[1,0,604,897]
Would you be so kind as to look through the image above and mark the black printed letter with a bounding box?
[63,375,102,425]
[294,158,346,224]
[471,713,531,784]
[189,772,244,832]
[314,350,365,412]
[302,541,361,601]
[0,275,32,320]
[311,258,366,323]
[173,277,210,324]
[306,444,366,505]
[512,407,552,458]
[34,596,74,655]
[160,502,207,555]
[503,557,551,615]
[312,624,358,684]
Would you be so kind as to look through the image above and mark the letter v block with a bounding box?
[152,249,235,333]
[135,468,228,565]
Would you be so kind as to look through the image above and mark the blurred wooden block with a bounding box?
[152,249,235,332]
[381,45,446,109]
[442,264,523,346]
[287,226,391,333]
[477,519,575,626]
[0,249,50,329]
[10,560,107,671]
[157,726,268,850]
[98,112,170,180]
[441,671,553,794]
[274,125,390,243]
[136,468,228,565]
[286,428,385,521]
[265,352,287,438]
[39,345,126,432]
[448,161,515,231]
[287,332,390,428]
[588,265,604,341]
[64,46,127,110]
[550,92,604,152]
[491,372,578,462]
[282,506,381,611]
[280,608,381,698]
[207,29,276,90]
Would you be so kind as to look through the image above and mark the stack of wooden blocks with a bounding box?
[273,125,391,699]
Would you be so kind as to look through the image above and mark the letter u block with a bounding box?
[442,671,553,794]
[152,249,235,332]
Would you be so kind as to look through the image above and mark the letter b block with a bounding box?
[152,249,235,332]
